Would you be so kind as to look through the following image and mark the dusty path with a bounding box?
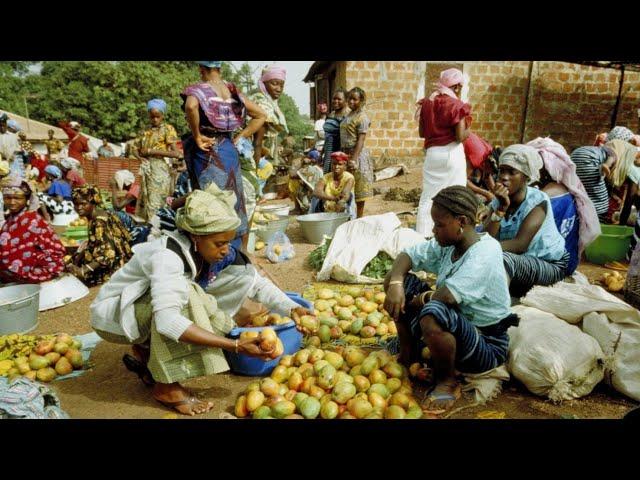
[33,167,638,419]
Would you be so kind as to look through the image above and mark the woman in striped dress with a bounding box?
[570,145,617,222]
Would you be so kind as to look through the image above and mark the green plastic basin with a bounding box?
[584,224,633,265]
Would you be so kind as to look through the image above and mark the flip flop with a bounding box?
[155,396,203,416]
[122,354,155,387]
[423,383,461,412]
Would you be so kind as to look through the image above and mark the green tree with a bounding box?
[278,93,314,146]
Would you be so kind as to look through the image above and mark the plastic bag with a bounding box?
[266,231,295,263]
[507,305,605,402]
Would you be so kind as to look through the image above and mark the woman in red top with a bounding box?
[0,175,65,284]
[61,157,87,188]
[58,121,90,169]
[415,68,472,236]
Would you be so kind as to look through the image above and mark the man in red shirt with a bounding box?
[58,120,90,169]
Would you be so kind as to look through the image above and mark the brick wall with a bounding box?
[465,61,531,147]
[343,61,424,167]
[523,62,622,150]
[618,70,640,134]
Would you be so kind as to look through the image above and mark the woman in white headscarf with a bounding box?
[60,156,86,188]
[415,68,472,236]
[483,145,569,297]
[109,169,150,246]
[91,183,311,416]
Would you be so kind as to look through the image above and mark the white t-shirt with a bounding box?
[314,119,326,149]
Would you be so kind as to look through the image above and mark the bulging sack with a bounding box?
[507,305,605,402]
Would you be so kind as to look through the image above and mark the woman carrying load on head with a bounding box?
[181,61,266,251]
[0,175,66,284]
[134,98,182,222]
[384,186,517,413]
[90,184,311,416]
[484,145,570,297]
[66,185,133,286]
[415,68,472,236]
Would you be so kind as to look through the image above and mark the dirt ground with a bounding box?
[33,166,638,419]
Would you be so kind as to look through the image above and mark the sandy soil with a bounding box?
[30,166,638,419]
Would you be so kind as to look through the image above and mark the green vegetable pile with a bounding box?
[307,237,394,279]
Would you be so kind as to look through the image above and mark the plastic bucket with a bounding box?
[0,284,40,335]
[585,224,634,265]
[296,212,350,244]
[224,292,311,376]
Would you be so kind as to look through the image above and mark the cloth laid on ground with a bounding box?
[53,332,102,381]
[0,377,69,419]
[520,282,640,401]
[373,164,408,182]
[317,213,425,284]
[507,305,605,402]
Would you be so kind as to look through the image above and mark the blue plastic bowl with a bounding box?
[224,292,312,376]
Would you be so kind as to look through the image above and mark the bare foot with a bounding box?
[153,383,213,417]
[423,380,461,412]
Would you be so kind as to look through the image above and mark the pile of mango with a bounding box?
[0,333,84,382]
[234,346,423,419]
[302,285,398,346]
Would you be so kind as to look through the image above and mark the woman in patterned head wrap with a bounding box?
[90,182,310,416]
[133,98,183,222]
[66,184,133,286]
[0,175,66,284]
[484,145,570,297]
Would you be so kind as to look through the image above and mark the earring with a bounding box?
[193,241,198,252]
[459,227,463,235]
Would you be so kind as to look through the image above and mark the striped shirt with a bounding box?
[570,146,610,217]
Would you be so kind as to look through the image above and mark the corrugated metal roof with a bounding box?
[303,61,333,83]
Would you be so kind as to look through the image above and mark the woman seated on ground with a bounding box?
[66,185,133,287]
[484,145,569,297]
[384,186,517,412]
[0,175,66,284]
[37,165,75,221]
[108,169,150,246]
[60,157,86,189]
[90,185,312,416]
[527,137,601,276]
[311,152,356,218]
[289,149,324,213]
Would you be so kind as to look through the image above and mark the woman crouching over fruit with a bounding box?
[90,184,311,416]
[384,186,518,412]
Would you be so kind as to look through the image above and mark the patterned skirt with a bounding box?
[348,148,374,202]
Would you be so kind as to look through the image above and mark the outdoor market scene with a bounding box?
[0,60,639,420]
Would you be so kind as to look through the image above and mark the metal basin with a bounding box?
[296,212,351,244]
[0,284,40,334]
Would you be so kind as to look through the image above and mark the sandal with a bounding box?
[423,382,461,413]
[155,396,209,416]
[122,354,155,387]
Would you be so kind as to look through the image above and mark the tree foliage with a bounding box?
[0,61,313,146]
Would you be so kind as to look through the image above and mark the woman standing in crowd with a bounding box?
[66,185,133,287]
[340,87,373,218]
[416,68,471,236]
[134,98,182,221]
[484,145,569,297]
[0,175,66,284]
[181,61,266,250]
[384,186,517,411]
[314,103,328,153]
[528,137,601,276]
[322,89,349,174]
[251,65,288,168]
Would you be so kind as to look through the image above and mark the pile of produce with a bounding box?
[68,217,89,227]
[307,238,394,280]
[242,312,294,328]
[302,284,397,346]
[233,346,423,419]
[601,271,625,293]
[238,327,285,359]
[383,187,422,206]
[0,333,84,382]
